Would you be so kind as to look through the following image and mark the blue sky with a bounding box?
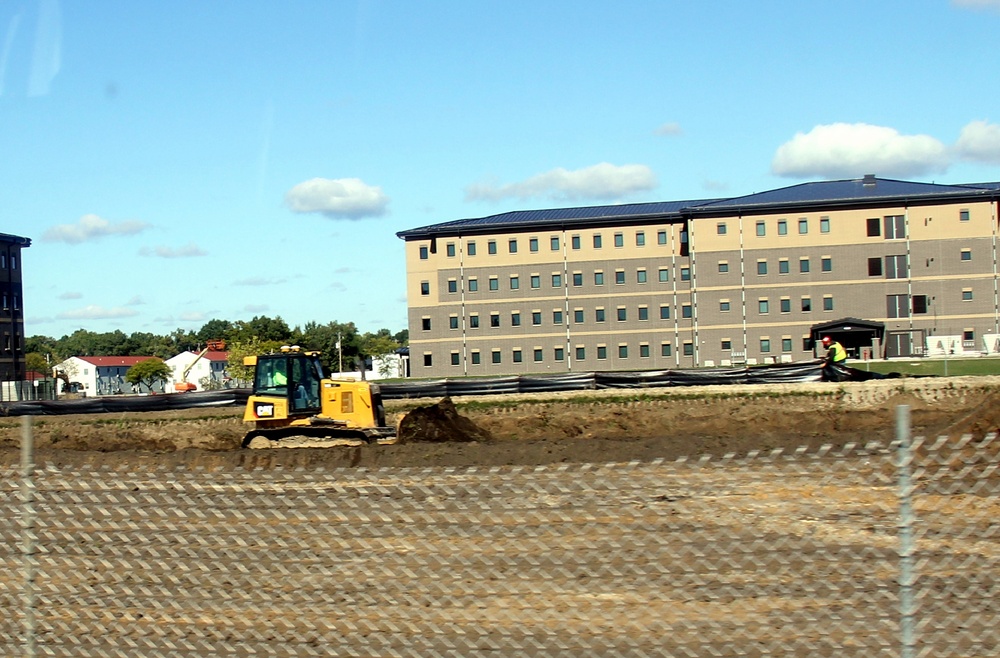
[3,0,1000,341]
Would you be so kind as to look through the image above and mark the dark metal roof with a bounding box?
[0,232,31,247]
[397,177,1000,240]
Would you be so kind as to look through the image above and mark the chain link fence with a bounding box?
[2,409,998,657]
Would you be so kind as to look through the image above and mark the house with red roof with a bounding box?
[54,355,165,396]
[164,348,230,392]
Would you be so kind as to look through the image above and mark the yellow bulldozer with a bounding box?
[241,345,397,448]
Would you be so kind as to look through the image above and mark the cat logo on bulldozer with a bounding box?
[254,402,275,418]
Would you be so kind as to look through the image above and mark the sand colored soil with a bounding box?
[1,376,999,471]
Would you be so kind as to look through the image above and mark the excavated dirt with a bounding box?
[1,376,999,470]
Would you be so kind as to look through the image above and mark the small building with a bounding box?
[55,356,165,396]
[0,232,31,393]
[165,349,230,392]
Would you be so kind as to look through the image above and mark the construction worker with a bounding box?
[821,336,847,366]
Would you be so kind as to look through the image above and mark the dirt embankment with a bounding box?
[1,377,999,471]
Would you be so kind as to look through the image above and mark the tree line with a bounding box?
[25,316,409,379]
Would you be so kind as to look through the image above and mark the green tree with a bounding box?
[225,337,284,386]
[231,316,292,344]
[197,319,234,343]
[125,359,172,393]
[294,320,360,374]
[359,331,401,379]
[25,352,50,375]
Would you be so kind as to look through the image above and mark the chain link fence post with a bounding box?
[896,405,916,658]
[20,416,36,658]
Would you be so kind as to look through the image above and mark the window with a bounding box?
[530,275,540,289]
[575,346,586,360]
[799,258,810,273]
[490,313,500,327]
[614,233,624,247]
[868,257,883,277]
[638,306,649,321]
[615,270,626,284]
[421,318,431,331]
[489,277,499,291]
[758,299,769,314]
[550,236,561,251]
[617,307,627,321]
[635,231,645,246]
[660,305,671,319]
[471,351,481,365]
[885,255,907,279]
[447,279,458,293]
[512,350,522,363]
[467,241,476,256]
[553,310,563,325]
[468,278,479,292]
[866,218,881,237]
[658,268,669,282]
[757,260,767,275]
[760,339,771,353]
[594,271,605,285]
[798,218,808,234]
[820,217,830,233]
[721,339,732,350]
[661,342,672,357]
[912,295,928,314]
[718,261,729,273]
[683,342,694,356]
[887,294,908,318]
[962,289,973,301]
[756,221,766,237]
[554,347,565,361]
[682,304,692,319]
[782,338,793,352]
[717,223,727,235]
[572,272,583,286]
[419,245,428,260]
[961,249,972,262]
[680,267,690,281]
[510,276,519,290]
[488,240,497,254]
[469,315,480,328]
[423,354,433,367]
[449,316,458,330]
[529,237,539,252]
[780,298,791,313]
[551,273,562,287]
[884,215,905,239]
[571,235,581,250]
[657,230,667,245]
[637,269,647,284]
[533,349,543,362]
[777,220,787,235]
[446,243,456,257]
[618,344,628,358]
[719,301,730,312]
[532,311,542,325]
[511,312,521,326]
[450,352,460,366]
[509,238,518,253]
[779,259,789,275]
[492,350,501,364]
[964,329,975,342]
[420,281,429,296]
[823,296,834,311]
[960,209,970,222]
[593,233,603,248]
[801,297,812,312]
[573,309,584,323]
[821,257,832,272]
[597,345,608,360]
[639,343,650,358]
[595,308,606,322]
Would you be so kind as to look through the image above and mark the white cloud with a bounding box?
[465,162,658,203]
[42,213,151,244]
[139,242,207,258]
[56,305,138,320]
[285,177,389,219]
[58,291,82,300]
[771,123,949,179]
[654,122,682,136]
[124,295,144,306]
[244,304,269,313]
[178,311,207,322]
[234,276,286,286]
[955,120,1000,163]
[953,0,1000,10]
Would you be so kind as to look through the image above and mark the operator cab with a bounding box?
[252,348,322,412]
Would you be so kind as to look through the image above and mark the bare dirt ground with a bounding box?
[2,376,999,470]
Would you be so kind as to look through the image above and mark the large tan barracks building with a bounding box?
[397,176,1000,376]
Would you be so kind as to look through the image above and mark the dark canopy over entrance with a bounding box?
[809,317,885,358]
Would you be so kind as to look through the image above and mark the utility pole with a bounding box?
[337,332,343,375]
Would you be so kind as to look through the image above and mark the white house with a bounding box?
[165,349,230,392]
[54,355,165,396]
